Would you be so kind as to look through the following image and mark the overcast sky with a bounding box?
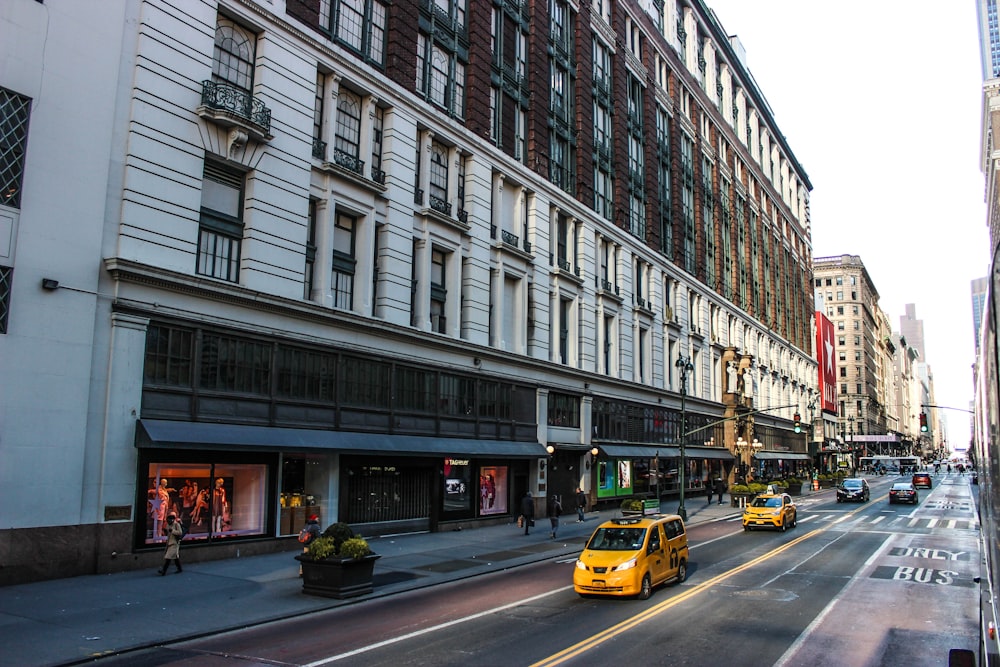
[704,1,988,451]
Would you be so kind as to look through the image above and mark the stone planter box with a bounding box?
[786,483,803,496]
[296,553,380,599]
[818,479,834,489]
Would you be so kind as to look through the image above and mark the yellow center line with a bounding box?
[532,500,875,667]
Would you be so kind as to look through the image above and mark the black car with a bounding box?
[836,477,870,503]
[889,482,919,504]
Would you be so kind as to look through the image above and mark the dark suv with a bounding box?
[912,472,932,489]
[836,477,870,503]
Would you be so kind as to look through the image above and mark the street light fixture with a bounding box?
[675,354,694,521]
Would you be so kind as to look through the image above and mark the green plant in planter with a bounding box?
[322,522,355,553]
[748,482,768,495]
[620,498,644,511]
[729,484,752,494]
[339,536,372,560]
[306,536,338,560]
[786,477,802,485]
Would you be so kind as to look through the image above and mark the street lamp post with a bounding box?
[676,355,693,521]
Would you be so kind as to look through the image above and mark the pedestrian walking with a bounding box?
[714,477,727,505]
[157,513,183,575]
[520,491,534,535]
[547,494,562,539]
[297,514,321,576]
[575,487,587,522]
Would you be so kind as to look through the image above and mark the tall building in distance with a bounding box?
[0,0,817,583]
[899,304,927,361]
[973,276,989,351]
[978,0,1000,79]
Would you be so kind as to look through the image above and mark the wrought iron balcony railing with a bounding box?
[429,195,451,216]
[501,230,519,247]
[312,138,327,160]
[201,80,271,135]
[332,148,365,176]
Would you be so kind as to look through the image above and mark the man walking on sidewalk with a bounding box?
[575,487,587,522]
[714,477,728,505]
[521,491,534,535]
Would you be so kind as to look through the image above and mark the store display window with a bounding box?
[478,465,509,516]
[443,458,472,514]
[279,454,332,536]
[143,461,269,546]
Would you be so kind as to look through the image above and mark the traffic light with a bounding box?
[793,412,801,433]
[919,412,928,432]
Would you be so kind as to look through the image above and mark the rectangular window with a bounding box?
[143,462,268,545]
[416,13,467,119]
[275,347,336,401]
[340,355,390,407]
[0,265,10,333]
[431,249,447,333]
[321,0,387,67]
[396,366,437,412]
[305,199,318,299]
[144,324,194,386]
[371,105,384,183]
[313,71,326,159]
[0,87,31,209]
[199,332,272,394]
[332,212,357,310]
[197,161,244,283]
[547,392,580,427]
[559,298,572,364]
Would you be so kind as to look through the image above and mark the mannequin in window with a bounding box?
[212,477,228,533]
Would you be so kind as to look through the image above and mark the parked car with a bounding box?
[742,493,797,531]
[574,514,688,600]
[836,477,870,503]
[889,482,919,504]
[912,472,933,489]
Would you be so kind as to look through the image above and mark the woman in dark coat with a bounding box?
[520,492,534,535]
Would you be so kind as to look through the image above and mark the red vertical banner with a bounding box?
[815,312,838,414]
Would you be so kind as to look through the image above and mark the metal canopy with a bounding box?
[135,419,548,458]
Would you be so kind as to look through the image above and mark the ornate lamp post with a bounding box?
[675,355,693,520]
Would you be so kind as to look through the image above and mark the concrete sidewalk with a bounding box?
[0,497,752,667]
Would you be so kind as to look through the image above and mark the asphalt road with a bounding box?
[87,473,979,667]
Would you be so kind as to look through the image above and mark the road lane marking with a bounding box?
[530,529,826,667]
[303,587,574,666]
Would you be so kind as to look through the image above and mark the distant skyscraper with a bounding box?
[978,0,1000,78]
[973,276,988,351]
[900,304,926,360]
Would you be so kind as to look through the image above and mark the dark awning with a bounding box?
[683,446,736,460]
[135,419,548,458]
[597,445,680,459]
[754,452,811,461]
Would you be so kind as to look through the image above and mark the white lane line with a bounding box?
[303,587,573,666]
[775,534,894,667]
[869,516,885,525]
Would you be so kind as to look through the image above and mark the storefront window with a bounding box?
[279,454,332,536]
[478,465,509,516]
[443,458,471,513]
[144,462,268,546]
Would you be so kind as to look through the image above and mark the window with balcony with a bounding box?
[0,86,31,209]
[197,161,244,283]
[320,0,387,67]
[429,140,449,216]
[201,16,270,137]
[313,71,327,159]
[334,88,364,176]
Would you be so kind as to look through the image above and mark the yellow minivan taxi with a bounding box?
[573,514,688,600]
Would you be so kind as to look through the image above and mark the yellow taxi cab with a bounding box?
[742,492,797,531]
[573,513,688,600]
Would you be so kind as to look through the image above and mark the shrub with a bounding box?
[620,498,644,511]
[729,484,751,494]
[302,531,372,561]
[339,536,372,560]
[322,522,355,553]
[786,477,802,484]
